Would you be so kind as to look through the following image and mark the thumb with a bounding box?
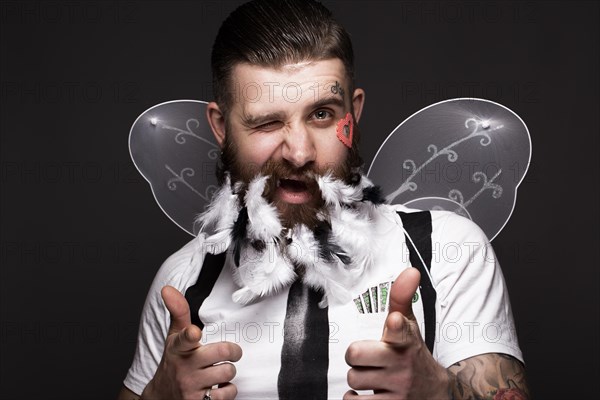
[161,285,193,336]
[388,267,420,319]
[381,268,420,344]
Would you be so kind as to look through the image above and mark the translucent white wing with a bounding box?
[367,98,531,241]
[130,98,531,241]
[129,100,219,236]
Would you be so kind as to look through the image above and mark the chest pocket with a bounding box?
[352,286,426,343]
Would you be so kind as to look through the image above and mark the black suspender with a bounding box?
[184,252,226,329]
[397,211,436,354]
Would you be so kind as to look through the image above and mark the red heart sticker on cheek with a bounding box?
[336,112,354,148]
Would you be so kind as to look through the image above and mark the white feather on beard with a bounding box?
[231,176,295,304]
[196,174,240,254]
[195,172,382,307]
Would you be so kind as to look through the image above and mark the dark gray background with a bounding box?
[1,1,598,398]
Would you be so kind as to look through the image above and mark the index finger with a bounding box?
[196,341,243,368]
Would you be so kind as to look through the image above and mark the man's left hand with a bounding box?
[344,268,449,399]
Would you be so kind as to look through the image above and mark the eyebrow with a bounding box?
[241,111,287,128]
[312,96,346,111]
[241,97,346,127]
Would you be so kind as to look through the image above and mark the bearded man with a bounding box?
[118,1,530,399]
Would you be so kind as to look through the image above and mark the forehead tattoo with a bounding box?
[330,81,345,99]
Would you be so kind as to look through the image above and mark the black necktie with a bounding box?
[277,279,329,399]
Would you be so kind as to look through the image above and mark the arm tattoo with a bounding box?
[447,353,530,400]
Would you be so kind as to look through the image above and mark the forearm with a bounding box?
[117,385,141,400]
[446,353,530,400]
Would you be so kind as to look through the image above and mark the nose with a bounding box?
[282,124,316,168]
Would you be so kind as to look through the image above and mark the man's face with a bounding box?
[209,58,365,227]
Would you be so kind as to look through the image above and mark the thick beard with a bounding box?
[218,135,358,230]
[261,161,326,229]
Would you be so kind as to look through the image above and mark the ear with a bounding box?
[352,88,366,123]
[206,101,227,148]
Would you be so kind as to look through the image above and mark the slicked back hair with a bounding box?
[211,0,356,116]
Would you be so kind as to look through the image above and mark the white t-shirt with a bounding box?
[124,205,523,398]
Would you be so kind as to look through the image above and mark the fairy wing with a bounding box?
[367,98,531,241]
[129,100,220,236]
[130,98,531,241]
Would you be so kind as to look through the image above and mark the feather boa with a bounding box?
[195,172,384,307]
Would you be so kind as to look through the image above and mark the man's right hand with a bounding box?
[141,286,242,400]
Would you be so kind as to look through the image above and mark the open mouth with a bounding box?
[278,178,308,193]
[275,177,313,204]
